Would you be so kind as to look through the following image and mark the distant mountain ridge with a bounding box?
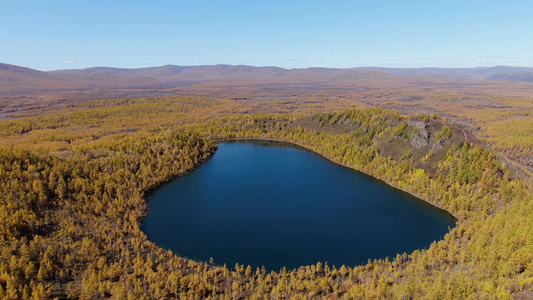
[358,66,533,81]
[50,64,533,81]
[2,63,533,95]
[50,65,195,80]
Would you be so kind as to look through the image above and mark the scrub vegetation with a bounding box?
[0,96,532,299]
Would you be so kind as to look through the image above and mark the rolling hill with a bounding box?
[3,63,533,97]
[359,66,533,81]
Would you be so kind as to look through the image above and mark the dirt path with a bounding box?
[439,119,532,185]
[438,119,483,146]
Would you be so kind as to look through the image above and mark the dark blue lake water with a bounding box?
[141,140,456,271]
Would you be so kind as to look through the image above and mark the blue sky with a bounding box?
[1,0,532,70]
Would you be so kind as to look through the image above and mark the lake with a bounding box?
[141,140,456,271]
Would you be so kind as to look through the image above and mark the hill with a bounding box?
[359,66,533,81]
[49,64,533,82]
[0,63,70,92]
[3,63,533,97]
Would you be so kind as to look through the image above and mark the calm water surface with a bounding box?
[141,140,456,271]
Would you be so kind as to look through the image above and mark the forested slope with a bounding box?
[0,97,531,299]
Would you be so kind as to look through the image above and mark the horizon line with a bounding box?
[2,62,533,73]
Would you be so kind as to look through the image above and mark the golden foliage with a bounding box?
[0,97,531,298]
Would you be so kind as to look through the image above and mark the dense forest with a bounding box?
[0,97,531,299]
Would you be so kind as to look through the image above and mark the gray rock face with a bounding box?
[432,140,444,151]
[410,129,430,148]
[407,120,432,149]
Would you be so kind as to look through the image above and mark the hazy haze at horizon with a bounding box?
[1,0,532,71]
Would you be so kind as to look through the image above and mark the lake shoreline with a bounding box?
[140,145,218,219]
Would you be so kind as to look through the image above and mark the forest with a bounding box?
[0,96,532,299]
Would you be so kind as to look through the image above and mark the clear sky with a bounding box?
[1,0,533,71]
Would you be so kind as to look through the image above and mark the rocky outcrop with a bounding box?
[410,129,430,148]
[432,140,444,151]
[408,120,431,149]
